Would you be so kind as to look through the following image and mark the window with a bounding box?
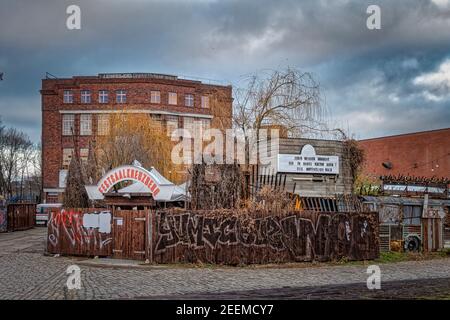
[99,90,109,103]
[166,115,179,135]
[151,91,160,103]
[116,90,127,103]
[183,117,195,136]
[403,206,422,225]
[81,90,91,103]
[80,114,92,136]
[62,148,74,168]
[80,148,89,164]
[62,114,75,135]
[185,94,194,107]
[201,119,211,131]
[63,90,73,104]
[168,92,177,105]
[150,114,163,131]
[201,96,210,109]
[97,114,109,136]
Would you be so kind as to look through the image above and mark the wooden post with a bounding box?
[148,209,153,263]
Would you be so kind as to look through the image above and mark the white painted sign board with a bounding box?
[277,144,339,175]
[59,170,68,188]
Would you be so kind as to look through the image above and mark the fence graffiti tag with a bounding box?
[154,211,378,263]
[47,209,112,256]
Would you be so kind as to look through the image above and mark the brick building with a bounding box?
[41,73,232,203]
[358,128,450,180]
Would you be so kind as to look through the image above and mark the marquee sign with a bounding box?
[97,165,160,196]
[277,144,339,175]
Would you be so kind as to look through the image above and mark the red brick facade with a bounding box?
[41,73,232,203]
[358,128,450,180]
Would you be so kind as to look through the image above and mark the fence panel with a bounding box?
[7,203,36,231]
[47,208,112,256]
[0,205,7,233]
[152,210,379,265]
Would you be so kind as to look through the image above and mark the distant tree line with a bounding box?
[0,118,41,202]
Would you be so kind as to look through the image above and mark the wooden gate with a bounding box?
[7,203,36,231]
[112,210,150,260]
[423,218,444,252]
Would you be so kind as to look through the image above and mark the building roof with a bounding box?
[359,127,450,142]
[43,72,231,87]
[362,195,450,206]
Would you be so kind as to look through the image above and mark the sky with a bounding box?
[0,0,449,142]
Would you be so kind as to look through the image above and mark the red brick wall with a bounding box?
[358,128,450,180]
[41,75,233,201]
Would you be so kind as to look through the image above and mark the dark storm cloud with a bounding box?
[0,0,449,141]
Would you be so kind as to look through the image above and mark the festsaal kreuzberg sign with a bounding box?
[97,165,160,196]
[277,144,340,175]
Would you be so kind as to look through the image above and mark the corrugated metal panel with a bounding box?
[379,224,391,252]
[362,196,450,206]
[445,228,450,249]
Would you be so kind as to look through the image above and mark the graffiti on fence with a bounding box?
[47,209,112,255]
[154,211,378,263]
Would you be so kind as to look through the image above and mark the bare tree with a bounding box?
[233,67,323,139]
[0,125,33,199]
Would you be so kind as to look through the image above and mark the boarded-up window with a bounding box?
[168,92,177,105]
[62,148,74,168]
[201,96,210,108]
[80,148,89,164]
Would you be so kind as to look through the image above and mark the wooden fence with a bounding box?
[47,208,380,264]
[47,208,112,256]
[7,203,36,232]
[0,204,7,233]
[151,210,380,264]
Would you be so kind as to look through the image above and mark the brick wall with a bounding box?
[358,128,450,180]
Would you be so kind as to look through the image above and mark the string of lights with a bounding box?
[408,152,450,170]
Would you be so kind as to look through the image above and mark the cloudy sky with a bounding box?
[1,0,449,142]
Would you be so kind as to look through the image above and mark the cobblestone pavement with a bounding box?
[1,228,450,300]
[146,278,450,300]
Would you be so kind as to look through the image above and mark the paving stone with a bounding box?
[1,227,449,299]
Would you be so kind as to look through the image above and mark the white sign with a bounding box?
[277,144,339,175]
[82,211,112,233]
[59,170,68,188]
